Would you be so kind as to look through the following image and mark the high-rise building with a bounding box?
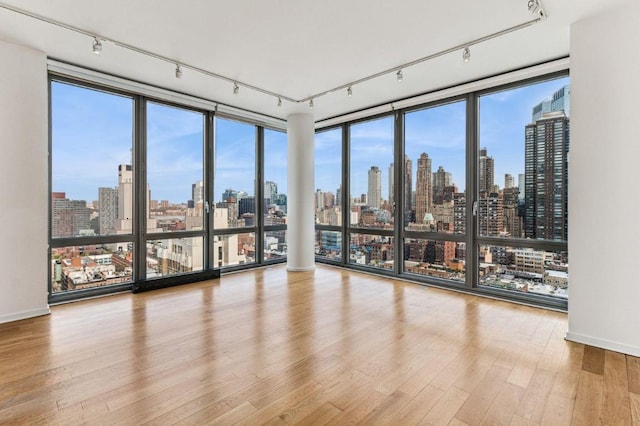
[479,147,494,195]
[388,162,394,208]
[524,110,569,240]
[367,166,381,208]
[532,85,570,121]
[518,174,525,202]
[505,174,514,189]
[116,164,133,233]
[403,155,412,216]
[52,197,91,238]
[415,153,432,223]
[98,187,118,235]
[191,180,204,205]
[433,165,453,204]
[478,193,503,236]
[264,181,278,204]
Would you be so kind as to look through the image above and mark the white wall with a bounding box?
[567,2,640,356]
[0,39,50,323]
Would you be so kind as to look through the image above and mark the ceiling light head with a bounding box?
[527,0,545,18]
[277,97,282,107]
[396,69,403,83]
[347,86,352,97]
[309,99,314,110]
[463,47,471,63]
[175,64,182,79]
[92,37,102,55]
[233,82,239,95]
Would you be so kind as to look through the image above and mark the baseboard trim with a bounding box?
[286,265,316,272]
[565,331,640,357]
[0,307,51,324]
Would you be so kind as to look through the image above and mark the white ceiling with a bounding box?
[0,0,630,122]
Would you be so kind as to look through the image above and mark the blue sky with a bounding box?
[315,76,570,199]
[52,76,569,204]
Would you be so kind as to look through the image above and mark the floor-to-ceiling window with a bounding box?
[213,117,257,268]
[50,80,135,296]
[145,101,206,279]
[314,70,569,309]
[477,76,569,301]
[263,128,288,262]
[402,99,467,284]
[348,116,395,271]
[49,76,287,301]
[314,127,343,261]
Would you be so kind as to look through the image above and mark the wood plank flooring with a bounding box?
[0,265,638,425]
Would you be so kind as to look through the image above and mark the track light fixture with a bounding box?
[527,0,546,19]
[0,3,549,111]
[463,47,471,63]
[92,37,102,55]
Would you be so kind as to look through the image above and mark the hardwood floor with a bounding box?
[1,265,638,425]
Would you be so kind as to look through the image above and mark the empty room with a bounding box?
[1,0,639,424]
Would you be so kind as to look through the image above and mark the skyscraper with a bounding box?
[532,85,570,121]
[479,147,494,195]
[505,174,514,189]
[367,166,381,208]
[388,162,394,208]
[433,165,453,204]
[403,156,412,221]
[116,164,133,233]
[264,181,278,204]
[98,187,118,235]
[524,110,569,240]
[191,180,204,205]
[415,153,433,223]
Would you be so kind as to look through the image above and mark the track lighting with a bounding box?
[396,69,403,83]
[175,64,182,79]
[277,97,282,107]
[233,82,239,95]
[347,86,352,97]
[92,37,102,55]
[527,0,546,18]
[463,47,471,63]
[309,99,314,109]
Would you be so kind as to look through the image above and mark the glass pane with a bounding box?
[403,238,465,282]
[349,233,394,270]
[404,101,466,234]
[479,245,568,299]
[146,102,204,233]
[51,81,133,237]
[213,233,256,267]
[315,230,342,261]
[315,128,342,225]
[215,118,256,229]
[349,117,394,229]
[51,244,133,293]
[264,230,287,261]
[264,129,287,224]
[478,77,570,240]
[146,237,204,278]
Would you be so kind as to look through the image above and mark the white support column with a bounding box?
[286,113,315,271]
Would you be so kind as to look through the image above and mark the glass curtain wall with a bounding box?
[477,76,570,301]
[348,116,395,271]
[50,80,135,295]
[314,71,569,308]
[145,101,206,279]
[49,77,288,301]
[403,99,467,284]
[314,127,343,261]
